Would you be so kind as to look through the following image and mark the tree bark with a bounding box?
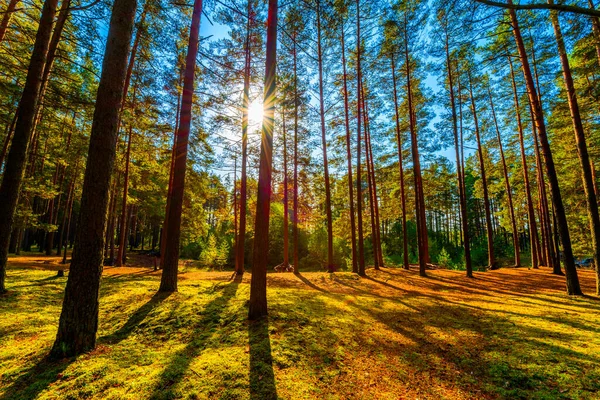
[340,16,358,273]
[445,37,472,277]
[467,71,495,269]
[488,86,520,267]
[292,33,299,274]
[550,2,600,293]
[508,3,582,295]
[248,0,278,320]
[159,0,203,293]
[391,54,410,270]
[356,0,365,276]
[0,0,19,44]
[50,0,137,357]
[0,0,59,294]
[116,126,133,267]
[316,0,334,272]
[235,0,252,276]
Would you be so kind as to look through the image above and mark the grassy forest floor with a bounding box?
[1,254,600,400]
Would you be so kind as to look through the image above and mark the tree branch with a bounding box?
[473,0,600,17]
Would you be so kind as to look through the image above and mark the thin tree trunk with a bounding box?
[508,55,539,269]
[508,2,582,295]
[316,0,334,272]
[51,0,138,357]
[236,0,252,276]
[292,34,299,274]
[282,107,289,267]
[356,0,365,276]
[0,0,59,294]
[364,95,383,268]
[340,16,357,273]
[116,126,133,267]
[445,38,472,277]
[404,18,426,277]
[489,86,520,267]
[159,0,203,293]
[0,0,19,43]
[550,2,600,293]
[248,0,278,320]
[467,71,495,269]
[362,91,378,270]
[0,110,18,171]
[391,54,410,270]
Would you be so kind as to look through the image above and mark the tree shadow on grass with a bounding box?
[149,280,241,399]
[248,317,277,400]
[0,356,73,400]
[295,272,327,293]
[99,291,172,345]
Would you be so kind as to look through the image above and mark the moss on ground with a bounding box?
[1,257,599,399]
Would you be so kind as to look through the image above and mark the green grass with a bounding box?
[1,262,600,399]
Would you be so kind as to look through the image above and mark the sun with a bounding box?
[247,98,264,128]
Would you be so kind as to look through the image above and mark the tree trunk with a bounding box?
[550,2,600,293]
[364,95,383,268]
[0,0,59,294]
[50,0,137,357]
[236,0,252,276]
[316,0,334,272]
[508,55,539,269]
[0,0,19,43]
[467,71,495,269]
[0,110,18,171]
[391,54,410,270]
[248,0,278,320]
[362,92,378,270]
[489,86,520,267]
[404,18,427,277]
[282,107,289,267]
[159,0,203,293]
[292,34,299,274]
[356,0,365,276]
[445,36,472,277]
[340,16,358,273]
[508,3,582,295]
[116,126,133,267]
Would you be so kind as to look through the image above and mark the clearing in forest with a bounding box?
[1,256,599,400]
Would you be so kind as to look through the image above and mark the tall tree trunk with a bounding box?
[550,2,600,293]
[248,0,278,320]
[404,19,426,276]
[391,54,410,270]
[0,0,19,43]
[445,37,472,277]
[0,0,59,294]
[364,95,383,268]
[355,0,365,276]
[467,71,495,269]
[159,0,203,293]
[508,55,539,269]
[292,34,299,274]
[362,91,378,270]
[236,0,252,276]
[316,0,334,272]
[50,0,137,357]
[340,16,358,273]
[282,107,289,267]
[489,86,520,267]
[588,0,600,66]
[508,3,582,295]
[116,126,133,267]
